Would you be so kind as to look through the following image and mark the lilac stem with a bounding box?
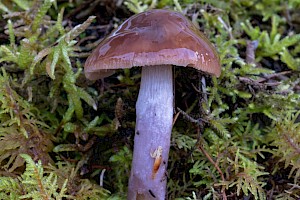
[128,65,173,200]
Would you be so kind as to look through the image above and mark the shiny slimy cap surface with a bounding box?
[84,9,221,80]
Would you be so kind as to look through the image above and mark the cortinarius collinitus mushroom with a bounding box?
[84,9,221,200]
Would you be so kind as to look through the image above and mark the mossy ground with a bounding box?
[0,0,299,199]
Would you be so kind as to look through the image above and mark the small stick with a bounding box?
[177,107,209,124]
[217,16,233,39]
[197,129,227,200]
[99,169,106,187]
[246,40,258,64]
[201,76,209,113]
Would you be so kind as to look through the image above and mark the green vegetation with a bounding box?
[0,0,299,199]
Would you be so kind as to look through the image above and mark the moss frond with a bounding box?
[227,149,268,200]
[268,111,300,182]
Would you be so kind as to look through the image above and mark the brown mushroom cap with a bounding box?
[84,9,221,80]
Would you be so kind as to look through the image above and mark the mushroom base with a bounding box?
[128,65,173,200]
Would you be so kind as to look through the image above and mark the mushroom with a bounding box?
[84,9,221,200]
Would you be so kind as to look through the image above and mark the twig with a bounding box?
[217,16,233,39]
[259,71,292,82]
[201,76,209,113]
[197,128,227,200]
[172,111,180,127]
[198,144,226,181]
[99,169,106,187]
[239,77,281,87]
[177,107,209,124]
[239,71,293,87]
[246,40,258,65]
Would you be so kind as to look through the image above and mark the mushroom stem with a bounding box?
[128,65,173,200]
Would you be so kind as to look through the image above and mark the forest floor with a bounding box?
[0,0,300,199]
